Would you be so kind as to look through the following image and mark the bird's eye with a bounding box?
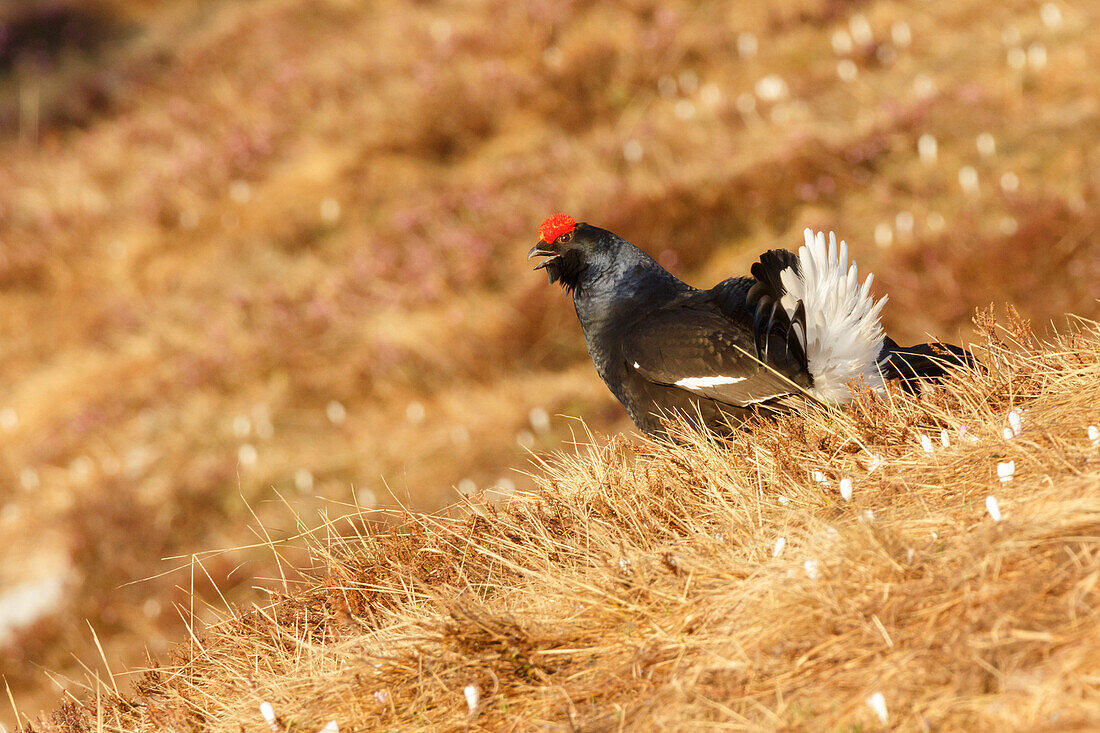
[558,232,573,244]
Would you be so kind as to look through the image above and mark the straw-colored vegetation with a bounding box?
[1,0,1098,728]
[31,313,1100,731]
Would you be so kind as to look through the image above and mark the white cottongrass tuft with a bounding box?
[812,470,828,484]
[895,210,915,237]
[326,400,347,424]
[804,559,821,580]
[940,429,951,448]
[849,14,873,45]
[356,487,378,508]
[699,83,722,107]
[755,74,788,102]
[1002,427,1015,440]
[959,166,979,194]
[867,454,884,472]
[1089,425,1099,447]
[861,509,875,523]
[406,401,426,424]
[1008,409,1023,437]
[737,32,759,59]
[317,722,339,733]
[891,21,912,47]
[0,407,17,431]
[977,132,996,158]
[839,477,853,501]
[874,222,893,248]
[430,19,451,43]
[837,60,858,82]
[238,444,258,467]
[260,702,278,732]
[0,574,67,645]
[19,467,39,491]
[69,456,93,484]
[1028,43,1048,70]
[232,414,251,438]
[777,495,790,506]
[831,29,853,55]
[674,99,696,120]
[914,74,937,98]
[986,495,1003,522]
[779,230,887,402]
[866,692,889,724]
[921,434,934,453]
[528,407,551,433]
[997,461,1016,483]
[294,468,314,493]
[320,197,341,224]
[678,70,698,93]
[464,684,480,715]
[229,180,251,204]
[773,537,787,557]
[1040,3,1063,29]
[918,133,937,164]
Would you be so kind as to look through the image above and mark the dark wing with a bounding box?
[707,276,753,317]
[620,304,807,408]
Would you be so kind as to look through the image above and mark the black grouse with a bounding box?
[528,213,969,436]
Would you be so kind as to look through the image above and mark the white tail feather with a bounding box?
[779,230,887,402]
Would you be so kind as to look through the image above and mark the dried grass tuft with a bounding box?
[22,313,1100,732]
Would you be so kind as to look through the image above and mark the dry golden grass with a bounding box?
[19,312,1100,731]
[2,0,1100,726]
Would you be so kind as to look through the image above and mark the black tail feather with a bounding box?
[878,338,975,391]
[788,300,807,367]
[745,249,807,370]
[748,249,800,306]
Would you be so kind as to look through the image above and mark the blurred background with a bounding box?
[0,0,1097,724]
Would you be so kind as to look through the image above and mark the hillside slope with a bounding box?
[26,314,1100,731]
[2,0,1099,725]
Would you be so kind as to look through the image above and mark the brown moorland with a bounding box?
[0,0,1098,728]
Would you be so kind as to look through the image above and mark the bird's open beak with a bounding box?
[527,241,560,270]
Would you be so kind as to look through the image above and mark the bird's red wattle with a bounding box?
[538,213,576,243]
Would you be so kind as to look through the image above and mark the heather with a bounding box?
[1,0,1098,728]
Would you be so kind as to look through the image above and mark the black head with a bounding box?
[527,214,628,293]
